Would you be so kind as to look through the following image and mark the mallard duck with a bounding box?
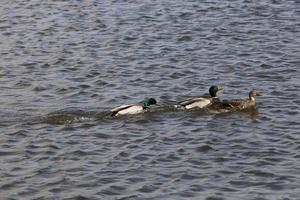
[110,98,159,116]
[208,89,260,112]
[177,85,224,109]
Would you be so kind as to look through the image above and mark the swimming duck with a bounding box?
[208,89,260,112]
[110,98,159,116]
[177,85,224,109]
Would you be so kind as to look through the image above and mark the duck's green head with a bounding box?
[209,85,224,97]
[143,98,159,107]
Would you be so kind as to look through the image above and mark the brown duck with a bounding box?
[209,89,260,112]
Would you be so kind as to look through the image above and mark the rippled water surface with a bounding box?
[1,0,300,199]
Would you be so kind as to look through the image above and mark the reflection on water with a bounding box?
[39,105,260,125]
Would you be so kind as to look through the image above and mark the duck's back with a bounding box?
[115,105,144,115]
[223,99,255,110]
[111,104,133,112]
[180,97,211,109]
[111,104,144,116]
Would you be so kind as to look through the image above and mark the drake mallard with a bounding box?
[177,85,224,109]
[110,98,159,116]
[209,89,260,112]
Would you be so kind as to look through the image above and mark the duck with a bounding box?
[110,98,159,116]
[208,89,260,112]
[176,85,224,109]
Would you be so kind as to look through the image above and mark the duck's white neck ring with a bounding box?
[250,96,255,101]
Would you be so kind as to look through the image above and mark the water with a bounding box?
[1,0,300,199]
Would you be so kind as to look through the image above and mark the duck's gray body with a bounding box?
[177,85,224,110]
[110,98,158,116]
[110,104,145,116]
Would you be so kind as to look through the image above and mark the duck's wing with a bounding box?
[110,104,134,116]
[180,97,208,106]
[179,97,212,109]
[111,104,134,112]
[209,101,233,110]
[222,99,245,108]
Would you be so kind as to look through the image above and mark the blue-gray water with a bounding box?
[1,1,300,199]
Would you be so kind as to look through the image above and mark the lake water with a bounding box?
[1,0,300,199]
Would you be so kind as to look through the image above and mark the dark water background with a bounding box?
[1,0,300,199]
